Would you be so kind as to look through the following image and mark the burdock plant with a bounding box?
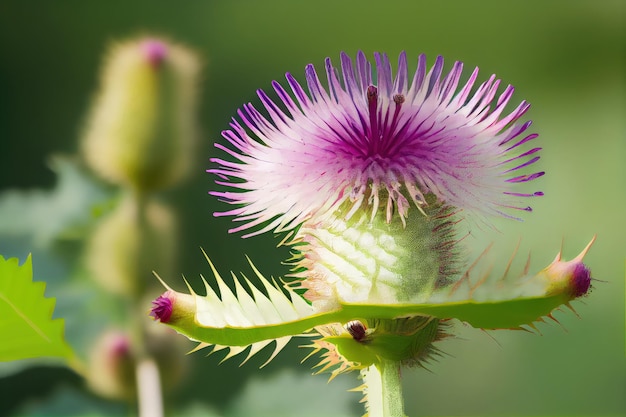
[151,51,594,417]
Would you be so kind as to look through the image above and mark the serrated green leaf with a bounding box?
[157,244,591,367]
[0,255,74,361]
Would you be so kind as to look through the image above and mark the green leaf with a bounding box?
[0,156,112,246]
[157,242,592,367]
[0,254,74,361]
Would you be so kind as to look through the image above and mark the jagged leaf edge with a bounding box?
[0,254,74,361]
[158,249,588,365]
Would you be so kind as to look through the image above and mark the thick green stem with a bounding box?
[362,359,406,417]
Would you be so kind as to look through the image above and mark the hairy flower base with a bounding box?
[288,198,459,308]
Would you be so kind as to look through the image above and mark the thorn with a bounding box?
[187,343,211,355]
[546,313,558,323]
[564,302,582,319]
[480,329,502,348]
[499,238,521,282]
[417,362,435,374]
[547,313,568,333]
[574,235,597,262]
[511,326,534,334]
[300,348,319,364]
[182,275,196,295]
[200,249,231,297]
[515,324,541,335]
[221,346,249,364]
[348,384,367,393]
[207,344,228,357]
[450,242,493,295]
[200,246,211,265]
[240,341,272,367]
[527,323,542,335]
[469,265,492,296]
[523,251,532,275]
[327,371,341,382]
[152,271,174,291]
[260,337,291,368]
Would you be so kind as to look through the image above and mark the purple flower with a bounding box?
[210,51,543,237]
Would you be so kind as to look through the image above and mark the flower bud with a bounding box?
[86,327,188,401]
[84,196,176,296]
[150,290,195,326]
[86,330,136,401]
[82,37,200,191]
[534,236,595,300]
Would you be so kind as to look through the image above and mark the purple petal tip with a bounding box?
[571,263,592,298]
[150,292,173,323]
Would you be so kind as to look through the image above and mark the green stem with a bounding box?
[362,359,406,417]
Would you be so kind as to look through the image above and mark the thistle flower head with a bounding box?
[210,51,543,237]
[154,51,595,417]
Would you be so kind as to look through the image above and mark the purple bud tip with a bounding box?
[110,334,131,356]
[571,263,592,298]
[150,292,174,323]
[142,39,168,66]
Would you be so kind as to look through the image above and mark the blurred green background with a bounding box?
[0,0,624,416]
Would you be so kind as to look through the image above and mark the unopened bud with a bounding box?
[86,330,136,401]
[82,37,200,191]
[534,236,595,300]
[150,289,195,326]
[86,327,188,400]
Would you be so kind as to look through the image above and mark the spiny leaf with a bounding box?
[155,239,593,368]
[153,250,317,366]
[0,255,73,361]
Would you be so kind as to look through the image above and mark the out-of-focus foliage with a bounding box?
[0,255,73,361]
[0,1,623,416]
[0,157,112,247]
